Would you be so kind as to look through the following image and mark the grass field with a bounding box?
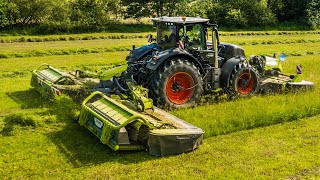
[0,31,319,179]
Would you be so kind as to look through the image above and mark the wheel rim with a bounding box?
[236,71,255,95]
[166,72,195,105]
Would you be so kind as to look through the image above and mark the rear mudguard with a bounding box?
[220,56,245,89]
[78,91,204,156]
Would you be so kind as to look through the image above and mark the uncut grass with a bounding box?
[173,91,320,138]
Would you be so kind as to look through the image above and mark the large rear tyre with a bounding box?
[229,61,259,97]
[149,58,203,108]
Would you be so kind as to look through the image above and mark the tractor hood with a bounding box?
[126,43,159,63]
[147,47,187,66]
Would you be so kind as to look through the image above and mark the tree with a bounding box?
[0,0,9,27]
[121,0,186,19]
[206,0,277,28]
[8,0,54,25]
[176,0,211,17]
[267,0,283,19]
[69,0,120,31]
[306,0,320,29]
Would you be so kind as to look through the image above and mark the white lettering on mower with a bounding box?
[94,117,103,128]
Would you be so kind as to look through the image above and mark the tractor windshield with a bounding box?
[157,23,178,49]
[184,24,205,50]
[156,22,205,50]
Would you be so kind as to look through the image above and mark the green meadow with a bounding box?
[0,31,319,179]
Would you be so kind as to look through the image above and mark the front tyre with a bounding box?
[150,58,203,108]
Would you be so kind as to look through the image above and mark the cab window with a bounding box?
[158,23,177,49]
[185,24,205,50]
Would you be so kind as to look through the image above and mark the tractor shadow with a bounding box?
[48,123,157,167]
[5,88,158,167]
[2,89,49,136]
[6,88,49,109]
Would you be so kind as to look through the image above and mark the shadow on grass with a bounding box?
[2,89,50,136]
[6,88,49,109]
[0,113,40,136]
[48,123,157,167]
[5,88,157,167]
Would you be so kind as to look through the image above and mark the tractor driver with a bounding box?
[165,25,177,46]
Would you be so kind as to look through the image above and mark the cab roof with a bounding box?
[151,17,209,24]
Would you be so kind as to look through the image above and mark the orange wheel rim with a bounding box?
[166,72,194,104]
[236,71,254,95]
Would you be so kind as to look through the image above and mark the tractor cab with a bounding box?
[150,16,227,67]
[151,17,245,66]
[151,16,209,51]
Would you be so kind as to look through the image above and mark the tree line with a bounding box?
[0,0,319,33]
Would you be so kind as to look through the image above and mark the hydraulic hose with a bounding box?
[112,76,129,93]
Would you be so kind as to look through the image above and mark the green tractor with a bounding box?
[125,16,313,108]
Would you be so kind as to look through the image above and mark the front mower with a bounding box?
[77,84,204,156]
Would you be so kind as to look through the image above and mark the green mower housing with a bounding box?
[79,92,204,156]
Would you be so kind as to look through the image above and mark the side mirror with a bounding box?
[147,34,154,43]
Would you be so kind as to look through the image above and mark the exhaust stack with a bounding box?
[212,27,219,68]
[211,25,221,90]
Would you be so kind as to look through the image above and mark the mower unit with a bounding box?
[31,63,127,98]
[31,63,67,96]
[78,91,203,156]
[249,55,314,94]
